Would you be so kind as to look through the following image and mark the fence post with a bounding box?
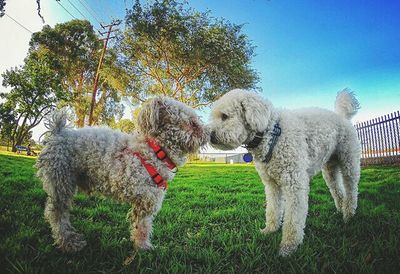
[388,113,395,156]
[364,121,373,158]
[373,118,380,158]
[360,122,366,159]
[396,112,400,155]
[384,114,392,156]
[369,119,376,158]
[366,120,373,158]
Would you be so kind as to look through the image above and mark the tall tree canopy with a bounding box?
[1,52,64,150]
[29,20,126,127]
[119,0,259,108]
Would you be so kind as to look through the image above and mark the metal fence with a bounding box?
[191,152,248,164]
[355,111,400,166]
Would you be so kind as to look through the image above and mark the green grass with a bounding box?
[0,152,399,273]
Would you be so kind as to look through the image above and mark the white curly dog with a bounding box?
[36,97,209,253]
[209,89,361,256]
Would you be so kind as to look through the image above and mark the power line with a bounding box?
[66,0,88,20]
[55,0,78,20]
[56,0,102,33]
[66,0,102,33]
[77,0,104,26]
[4,13,33,34]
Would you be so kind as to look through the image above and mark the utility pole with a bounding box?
[88,19,121,126]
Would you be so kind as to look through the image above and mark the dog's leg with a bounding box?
[129,213,154,250]
[339,156,360,222]
[279,173,310,256]
[260,180,283,234]
[322,160,344,213]
[42,169,86,253]
[128,196,163,250]
[44,196,86,253]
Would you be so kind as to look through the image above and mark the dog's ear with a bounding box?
[241,95,272,132]
[137,97,165,135]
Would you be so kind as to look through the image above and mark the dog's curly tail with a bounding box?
[44,108,69,135]
[335,88,360,120]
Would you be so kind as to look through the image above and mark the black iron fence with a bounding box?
[355,111,400,166]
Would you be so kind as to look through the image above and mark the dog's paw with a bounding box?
[136,242,154,251]
[342,208,356,223]
[278,243,298,257]
[343,212,355,223]
[59,232,87,253]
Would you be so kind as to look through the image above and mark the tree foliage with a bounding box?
[29,20,126,126]
[1,52,64,151]
[0,103,15,148]
[118,0,259,108]
[111,118,136,133]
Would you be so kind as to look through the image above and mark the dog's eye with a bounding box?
[190,120,199,128]
[221,113,228,121]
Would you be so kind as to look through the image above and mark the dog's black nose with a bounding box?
[210,131,217,144]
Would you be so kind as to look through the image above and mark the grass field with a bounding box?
[0,151,399,273]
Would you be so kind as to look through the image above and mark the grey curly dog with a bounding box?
[36,97,209,253]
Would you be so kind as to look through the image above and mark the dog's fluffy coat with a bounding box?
[36,97,209,252]
[209,89,361,256]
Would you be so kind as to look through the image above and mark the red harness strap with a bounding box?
[147,139,176,170]
[132,152,168,190]
[127,139,176,191]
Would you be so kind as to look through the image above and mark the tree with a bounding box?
[1,52,64,151]
[0,103,16,150]
[118,0,259,108]
[111,118,136,133]
[29,20,126,127]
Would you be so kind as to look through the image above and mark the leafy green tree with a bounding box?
[118,0,259,108]
[0,103,16,150]
[111,118,136,133]
[1,53,64,151]
[29,20,126,127]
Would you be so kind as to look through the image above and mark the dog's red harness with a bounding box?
[129,139,176,190]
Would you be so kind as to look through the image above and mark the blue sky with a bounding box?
[56,0,400,122]
[189,0,400,121]
[1,0,399,141]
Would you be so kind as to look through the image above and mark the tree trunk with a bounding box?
[11,139,17,152]
[76,115,85,128]
[75,71,86,128]
[14,135,24,152]
[75,102,86,128]
[12,126,27,152]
